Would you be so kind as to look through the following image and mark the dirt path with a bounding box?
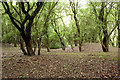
[2,43,120,78]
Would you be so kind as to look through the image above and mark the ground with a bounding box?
[2,43,120,78]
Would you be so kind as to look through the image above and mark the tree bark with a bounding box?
[99,2,109,52]
[14,41,17,47]
[74,15,81,51]
[20,37,27,55]
[74,34,77,46]
[33,39,37,54]
[38,37,42,55]
[2,2,44,56]
[118,1,120,48]
[46,34,50,52]
[102,37,109,52]
[70,1,81,52]
[24,38,34,56]
[51,19,66,50]
[22,33,35,56]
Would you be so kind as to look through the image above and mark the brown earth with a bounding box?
[1,43,120,79]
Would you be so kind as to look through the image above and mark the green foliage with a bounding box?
[49,33,61,49]
[2,1,119,51]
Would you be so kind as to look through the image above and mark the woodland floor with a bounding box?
[1,43,120,79]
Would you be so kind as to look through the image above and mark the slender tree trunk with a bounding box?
[118,1,120,76]
[101,25,109,52]
[61,41,65,50]
[74,40,77,46]
[74,34,77,46]
[38,37,42,55]
[52,21,66,50]
[14,41,17,47]
[118,1,120,48]
[20,37,27,55]
[110,38,114,47]
[99,2,109,52]
[74,15,81,51]
[102,21,109,52]
[33,39,37,54]
[46,34,50,52]
[70,1,81,51]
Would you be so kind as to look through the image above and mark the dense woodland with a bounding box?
[1,1,120,56]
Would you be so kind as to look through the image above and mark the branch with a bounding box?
[41,1,59,36]
[31,2,44,19]
[90,2,98,19]
[108,20,118,38]
[31,2,46,27]
[44,1,58,25]
[69,0,76,15]
[2,2,21,31]
[11,5,20,16]
[105,2,113,18]
[29,3,35,11]
[21,2,27,14]
[26,2,30,12]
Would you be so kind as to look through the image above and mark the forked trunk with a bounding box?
[25,38,35,56]
[102,37,109,52]
[46,34,50,52]
[20,38,27,55]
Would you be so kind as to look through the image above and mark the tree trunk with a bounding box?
[14,42,17,47]
[74,40,77,46]
[99,2,109,52]
[110,38,114,47]
[33,39,37,54]
[52,20,66,51]
[38,37,42,55]
[20,37,27,55]
[118,1,120,48]
[102,37,109,52]
[74,15,81,52]
[24,34,35,56]
[102,22,109,52]
[74,33,77,46]
[46,34,50,52]
[61,41,65,50]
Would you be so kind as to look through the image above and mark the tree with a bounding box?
[69,0,82,52]
[41,1,58,52]
[51,16,66,50]
[90,2,118,52]
[118,1,120,48]
[2,2,44,56]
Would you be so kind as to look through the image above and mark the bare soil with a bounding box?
[2,43,120,79]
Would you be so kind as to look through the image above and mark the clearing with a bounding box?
[2,43,120,78]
